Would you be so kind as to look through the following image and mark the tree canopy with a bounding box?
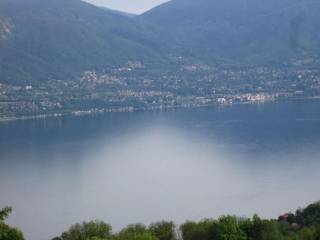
[0,206,24,240]
[3,202,320,240]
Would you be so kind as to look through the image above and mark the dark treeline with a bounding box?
[1,202,320,240]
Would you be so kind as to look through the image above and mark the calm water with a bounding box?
[1,100,320,240]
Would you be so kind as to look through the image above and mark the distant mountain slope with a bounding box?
[100,7,137,18]
[140,0,320,66]
[0,0,161,84]
[1,0,320,85]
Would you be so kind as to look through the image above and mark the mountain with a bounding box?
[1,0,320,85]
[100,7,137,18]
[0,0,161,84]
[140,0,320,66]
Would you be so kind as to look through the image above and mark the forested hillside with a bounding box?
[1,0,320,84]
[0,0,163,84]
[140,0,320,66]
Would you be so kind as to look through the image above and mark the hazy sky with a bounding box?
[84,0,170,14]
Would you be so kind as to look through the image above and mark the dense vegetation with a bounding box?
[3,203,320,240]
[51,201,320,240]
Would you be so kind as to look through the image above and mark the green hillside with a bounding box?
[0,0,162,84]
[1,0,320,85]
[140,0,320,66]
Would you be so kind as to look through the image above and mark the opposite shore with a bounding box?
[0,96,319,123]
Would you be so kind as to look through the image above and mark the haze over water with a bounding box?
[1,100,320,240]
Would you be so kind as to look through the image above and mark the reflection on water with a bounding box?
[0,100,320,240]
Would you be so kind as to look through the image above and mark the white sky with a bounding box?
[84,0,170,14]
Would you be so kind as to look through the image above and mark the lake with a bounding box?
[1,100,320,240]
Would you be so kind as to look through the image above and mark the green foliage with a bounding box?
[180,219,215,240]
[209,216,246,240]
[260,221,283,240]
[0,207,24,240]
[181,217,248,240]
[296,202,320,227]
[315,226,320,240]
[2,0,320,85]
[295,226,317,240]
[114,224,158,240]
[53,220,112,240]
[0,0,165,84]
[0,207,12,222]
[241,215,283,240]
[149,221,176,240]
[180,215,299,240]
[0,224,24,240]
[4,202,320,240]
[141,0,320,66]
[240,215,264,240]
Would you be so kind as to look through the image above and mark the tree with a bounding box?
[0,207,12,222]
[114,224,158,240]
[260,220,283,240]
[209,216,247,240]
[180,220,215,240]
[296,202,320,227]
[53,220,112,240]
[315,225,320,240]
[240,215,264,240]
[149,221,176,240]
[0,206,24,240]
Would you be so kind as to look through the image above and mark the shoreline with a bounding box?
[0,96,318,123]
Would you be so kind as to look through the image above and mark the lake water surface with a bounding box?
[1,100,320,240]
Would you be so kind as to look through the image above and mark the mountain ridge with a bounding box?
[0,0,163,84]
[140,0,320,66]
[99,6,137,18]
[1,0,320,84]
